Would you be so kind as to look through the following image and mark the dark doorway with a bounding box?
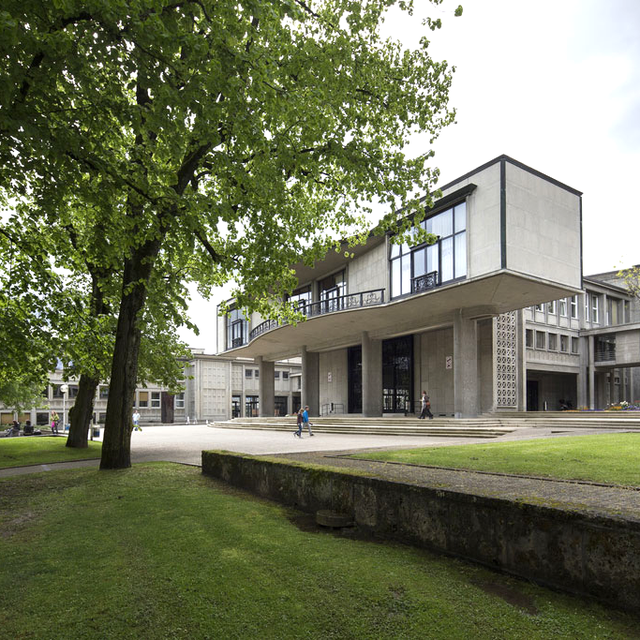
[161,392,174,423]
[382,335,413,413]
[527,380,539,411]
[231,395,241,418]
[274,396,288,416]
[348,345,362,413]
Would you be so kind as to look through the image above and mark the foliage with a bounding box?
[351,433,640,487]
[1,0,461,466]
[0,377,47,415]
[0,463,637,638]
[617,264,640,304]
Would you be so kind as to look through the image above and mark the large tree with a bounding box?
[1,0,459,468]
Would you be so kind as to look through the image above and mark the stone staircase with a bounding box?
[213,411,640,438]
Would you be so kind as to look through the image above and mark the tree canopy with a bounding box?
[1,0,460,467]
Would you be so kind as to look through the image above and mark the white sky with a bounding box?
[184,0,640,352]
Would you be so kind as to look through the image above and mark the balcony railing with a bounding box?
[595,342,616,362]
[412,270,438,293]
[248,288,385,343]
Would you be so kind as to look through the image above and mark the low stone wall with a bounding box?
[202,451,640,612]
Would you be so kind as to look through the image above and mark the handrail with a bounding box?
[248,288,385,342]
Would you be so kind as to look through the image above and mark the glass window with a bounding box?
[99,386,109,399]
[571,337,579,354]
[525,329,533,348]
[254,369,259,379]
[151,392,161,408]
[226,307,248,350]
[274,371,280,380]
[454,232,466,278]
[138,391,148,407]
[591,295,599,323]
[389,201,466,299]
[440,237,453,283]
[288,284,312,314]
[560,335,569,352]
[245,369,252,378]
[175,393,185,409]
[454,202,466,233]
[282,372,289,379]
[548,333,557,350]
[559,298,567,317]
[535,303,544,312]
[535,331,545,349]
[548,301,556,315]
[571,296,578,319]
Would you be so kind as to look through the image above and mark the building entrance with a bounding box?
[382,335,413,413]
[348,346,362,413]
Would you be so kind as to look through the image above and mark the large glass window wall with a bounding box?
[288,284,312,314]
[226,308,248,350]
[390,202,466,299]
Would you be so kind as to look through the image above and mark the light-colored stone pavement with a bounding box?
[0,422,630,478]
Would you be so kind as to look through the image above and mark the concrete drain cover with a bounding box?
[316,510,353,528]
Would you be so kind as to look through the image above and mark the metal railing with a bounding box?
[248,288,385,342]
[412,270,438,293]
[595,343,616,362]
[321,403,345,416]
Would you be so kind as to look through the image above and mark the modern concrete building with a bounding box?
[217,155,593,417]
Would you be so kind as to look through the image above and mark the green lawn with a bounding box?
[0,463,637,638]
[0,437,101,468]
[351,433,640,486]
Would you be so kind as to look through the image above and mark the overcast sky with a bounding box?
[182,0,640,353]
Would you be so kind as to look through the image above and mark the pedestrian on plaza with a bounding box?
[419,391,433,420]
[303,405,313,436]
[132,409,142,431]
[50,411,60,434]
[294,408,303,438]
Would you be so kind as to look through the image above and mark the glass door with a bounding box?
[382,336,413,413]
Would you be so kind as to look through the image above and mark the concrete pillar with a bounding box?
[257,356,275,417]
[362,331,383,417]
[577,336,588,409]
[301,346,320,416]
[516,310,526,411]
[453,310,478,417]
[588,335,595,410]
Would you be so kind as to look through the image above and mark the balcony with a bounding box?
[411,271,438,294]
[595,341,616,363]
[248,288,385,343]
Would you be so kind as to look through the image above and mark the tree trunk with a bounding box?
[66,374,98,448]
[100,238,161,469]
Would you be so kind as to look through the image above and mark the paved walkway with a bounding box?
[2,424,639,523]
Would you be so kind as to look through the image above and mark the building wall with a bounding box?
[478,318,494,413]
[505,163,581,289]
[419,328,454,415]
[319,349,348,414]
[347,241,388,295]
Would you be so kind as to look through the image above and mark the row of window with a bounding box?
[526,329,580,354]
[244,369,290,380]
[44,386,184,409]
[534,294,630,325]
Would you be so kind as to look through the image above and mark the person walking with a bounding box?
[419,391,433,420]
[302,405,314,436]
[51,411,60,434]
[294,408,303,438]
[132,410,142,431]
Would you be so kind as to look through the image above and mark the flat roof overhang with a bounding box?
[225,270,582,361]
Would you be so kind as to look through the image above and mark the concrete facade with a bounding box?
[218,156,590,418]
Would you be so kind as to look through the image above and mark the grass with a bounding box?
[351,433,640,486]
[0,463,638,638]
[0,437,102,469]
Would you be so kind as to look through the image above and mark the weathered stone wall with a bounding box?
[202,450,640,613]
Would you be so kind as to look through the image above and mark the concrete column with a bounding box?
[301,346,320,416]
[362,331,383,417]
[257,356,275,417]
[453,310,478,418]
[516,310,527,411]
[577,336,588,409]
[588,335,595,410]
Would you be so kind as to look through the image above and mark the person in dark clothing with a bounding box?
[419,391,433,419]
